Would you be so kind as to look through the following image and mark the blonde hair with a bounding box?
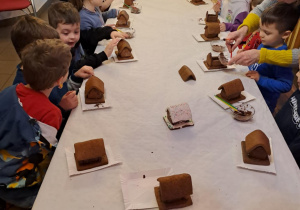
[21,39,72,91]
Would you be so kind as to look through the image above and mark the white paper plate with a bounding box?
[197,59,235,72]
[236,138,276,174]
[120,168,173,210]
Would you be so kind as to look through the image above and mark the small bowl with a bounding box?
[210,40,226,53]
[232,103,255,122]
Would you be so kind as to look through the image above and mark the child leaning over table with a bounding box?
[70,0,118,29]
[11,15,78,113]
[48,1,122,76]
[66,0,127,55]
[275,58,300,168]
[0,39,71,208]
[245,2,299,114]
[213,0,250,32]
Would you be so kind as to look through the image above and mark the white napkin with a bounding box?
[65,145,122,176]
[120,168,173,210]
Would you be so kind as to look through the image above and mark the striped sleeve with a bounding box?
[259,48,295,67]
[238,13,260,34]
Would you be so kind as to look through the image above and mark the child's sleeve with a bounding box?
[101,9,118,22]
[80,26,116,55]
[238,13,260,34]
[259,48,296,67]
[224,11,248,32]
[256,66,293,93]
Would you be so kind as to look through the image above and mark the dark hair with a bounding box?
[261,2,300,33]
[48,2,80,29]
[22,39,71,91]
[68,0,84,11]
[11,15,59,58]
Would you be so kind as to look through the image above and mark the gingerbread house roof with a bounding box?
[218,78,244,97]
[117,10,129,21]
[117,39,132,54]
[74,139,105,165]
[245,130,271,155]
[167,103,192,124]
[85,76,104,98]
[124,0,133,6]
[157,173,193,202]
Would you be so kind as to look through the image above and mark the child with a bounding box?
[11,15,78,112]
[213,0,250,32]
[48,1,122,63]
[245,2,299,113]
[67,0,127,55]
[275,58,300,168]
[0,39,71,208]
[70,0,118,30]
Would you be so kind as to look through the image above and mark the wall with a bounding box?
[0,0,48,20]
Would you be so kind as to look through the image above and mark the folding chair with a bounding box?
[0,0,37,17]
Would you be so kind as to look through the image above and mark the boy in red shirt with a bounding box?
[0,39,71,208]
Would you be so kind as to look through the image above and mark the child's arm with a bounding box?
[102,9,119,22]
[59,91,78,111]
[224,12,248,32]
[256,64,294,93]
[259,48,299,68]
[80,26,116,55]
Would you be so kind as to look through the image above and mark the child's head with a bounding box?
[11,15,59,59]
[259,2,299,47]
[21,39,71,91]
[48,2,80,48]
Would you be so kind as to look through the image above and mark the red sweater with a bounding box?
[16,84,62,130]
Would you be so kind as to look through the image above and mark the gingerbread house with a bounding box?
[123,0,133,7]
[116,10,130,28]
[178,65,196,81]
[74,138,108,171]
[241,130,271,165]
[190,0,206,5]
[204,53,226,70]
[167,103,192,125]
[217,78,245,104]
[155,174,193,209]
[116,39,134,60]
[205,11,219,23]
[85,75,105,104]
[200,22,220,41]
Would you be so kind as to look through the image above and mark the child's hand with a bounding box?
[237,49,244,54]
[110,31,126,39]
[104,38,120,57]
[245,70,260,82]
[220,23,226,32]
[213,2,221,13]
[74,66,94,79]
[59,91,78,111]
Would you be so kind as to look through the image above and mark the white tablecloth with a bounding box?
[33,0,300,209]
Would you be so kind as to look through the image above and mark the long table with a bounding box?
[32,0,300,209]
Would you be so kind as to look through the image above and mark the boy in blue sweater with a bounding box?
[245,2,299,113]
